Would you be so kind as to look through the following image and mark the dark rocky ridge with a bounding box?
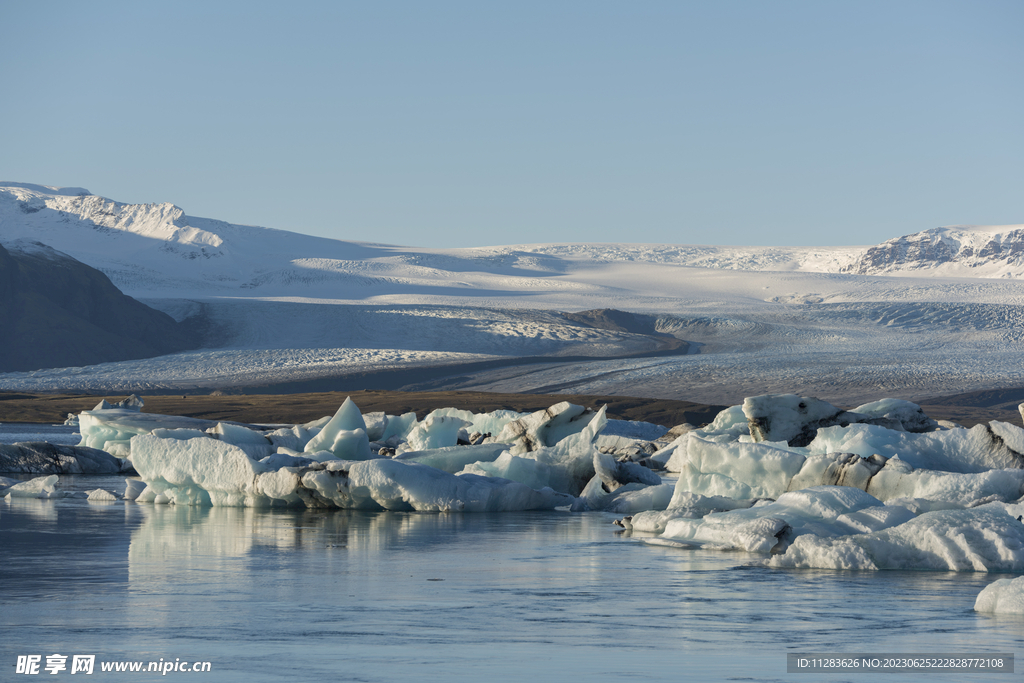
[0,240,199,372]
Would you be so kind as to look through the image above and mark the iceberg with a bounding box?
[4,474,62,499]
[491,401,600,455]
[460,405,609,495]
[121,398,628,511]
[301,397,373,460]
[393,443,509,474]
[769,507,1024,572]
[300,460,573,512]
[404,415,471,451]
[129,431,572,511]
[975,576,1024,614]
[626,392,1024,572]
[78,408,229,455]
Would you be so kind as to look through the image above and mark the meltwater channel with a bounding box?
[1,427,1022,682]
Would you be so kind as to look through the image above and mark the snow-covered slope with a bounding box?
[2,182,1023,406]
[842,225,1024,278]
[4,183,1024,299]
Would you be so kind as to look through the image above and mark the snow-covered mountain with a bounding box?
[4,182,1024,298]
[841,225,1024,278]
[2,181,1023,407]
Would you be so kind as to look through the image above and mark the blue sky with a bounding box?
[1,1,1021,247]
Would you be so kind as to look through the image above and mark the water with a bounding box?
[0,422,80,447]
[2,477,1021,683]
[2,422,1022,681]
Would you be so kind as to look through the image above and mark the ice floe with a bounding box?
[38,390,1024,573]
[975,576,1024,614]
[4,474,62,499]
[621,392,1024,572]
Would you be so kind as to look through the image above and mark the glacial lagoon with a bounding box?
[2,471,1021,682]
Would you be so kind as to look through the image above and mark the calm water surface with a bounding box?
[2,428,1023,681]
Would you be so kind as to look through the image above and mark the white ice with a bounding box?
[975,576,1024,614]
[4,475,61,499]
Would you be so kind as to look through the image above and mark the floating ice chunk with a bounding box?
[151,428,209,440]
[381,412,418,442]
[423,407,524,440]
[787,453,887,492]
[852,398,939,433]
[808,423,1024,473]
[78,409,226,454]
[255,467,303,505]
[259,452,319,469]
[673,429,1024,506]
[593,452,662,491]
[263,425,315,452]
[743,394,863,447]
[304,415,332,430]
[460,451,561,493]
[405,415,472,451]
[300,399,372,461]
[5,474,60,499]
[363,412,388,442]
[975,576,1024,613]
[692,405,750,442]
[492,402,599,455]
[628,508,718,534]
[207,422,274,459]
[595,434,642,452]
[393,443,509,473]
[649,431,695,472]
[662,515,791,553]
[86,488,117,502]
[666,492,752,516]
[131,430,570,511]
[673,436,806,502]
[303,397,368,451]
[576,474,673,513]
[989,420,1024,453]
[834,504,917,534]
[131,434,267,506]
[113,394,144,411]
[770,507,1024,572]
[93,399,114,411]
[209,422,268,444]
[299,459,573,512]
[312,427,372,461]
[866,463,1024,505]
[462,405,608,495]
[661,486,885,553]
[124,478,147,500]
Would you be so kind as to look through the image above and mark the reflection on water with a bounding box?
[2,478,1022,683]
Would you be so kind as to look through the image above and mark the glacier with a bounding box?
[5,183,1024,408]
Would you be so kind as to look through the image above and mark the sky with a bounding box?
[1,1,1021,248]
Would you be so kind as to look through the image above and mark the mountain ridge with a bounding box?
[3,183,1023,303]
